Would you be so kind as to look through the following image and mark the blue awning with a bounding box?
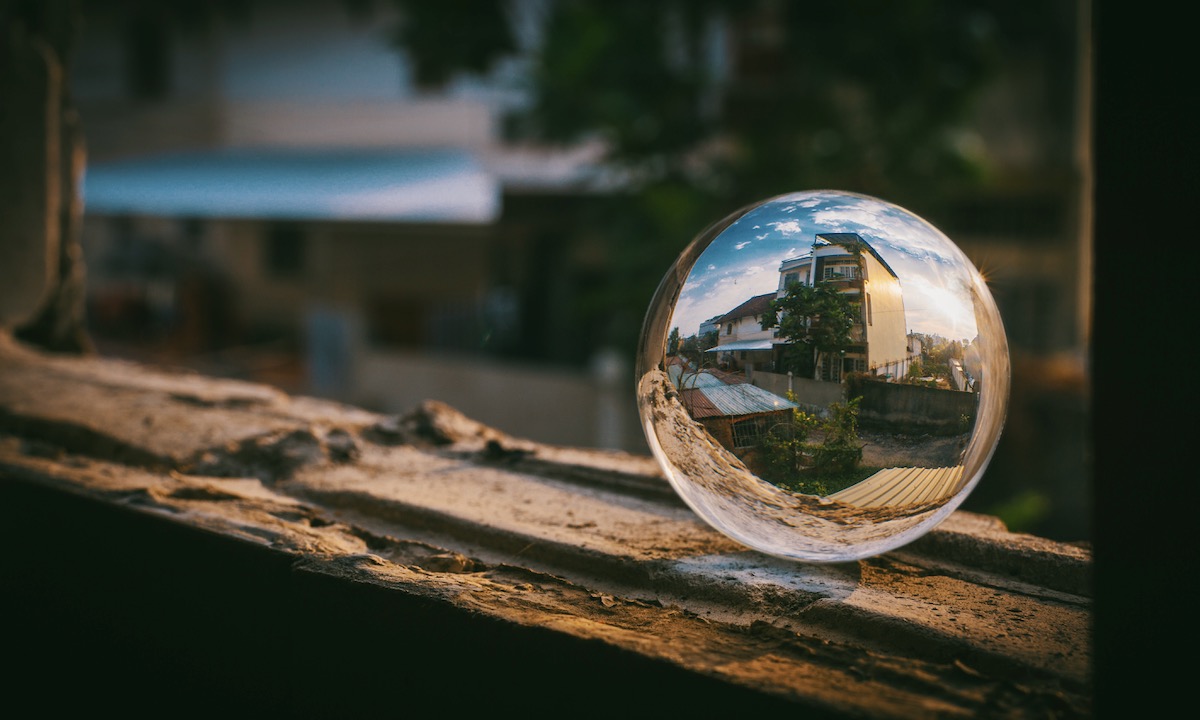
[705,339,776,352]
[81,147,500,224]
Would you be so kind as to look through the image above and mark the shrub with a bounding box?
[756,395,866,495]
[811,397,864,475]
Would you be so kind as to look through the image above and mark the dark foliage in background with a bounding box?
[6,0,1087,541]
[390,0,1079,360]
[384,0,1087,543]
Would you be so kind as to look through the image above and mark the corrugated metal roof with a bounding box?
[678,388,721,418]
[716,293,775,324]
[675,371,726,388]
[668,365,748,389]
[680,383,797,419]
[827,465,965,508]
[704,368,748,385]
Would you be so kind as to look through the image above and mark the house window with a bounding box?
[866,294,873,325]
[783,272,799,287]
[732,418,765,448]
[820,357,840,382]
[125,10,173,100]
[264,223,306,278]
[824,265,857,280]
[366,294,427,347]
[726,323,733,335]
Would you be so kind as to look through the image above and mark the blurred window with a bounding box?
[366,295,427,348]
[124,10,172,99]
[264,224,306,278]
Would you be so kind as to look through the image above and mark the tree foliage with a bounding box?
[678,330,718,368]
[756,394,866,496]
[811,397,864,477]
[667,326,681,356]
[389,0,517,88]
[901,335,965,387]
[379,0,1077,362]
[760,281,857,378]
[757,403,825,495]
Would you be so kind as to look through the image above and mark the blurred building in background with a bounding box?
[69,0,1091,542]
[75,0,640,451]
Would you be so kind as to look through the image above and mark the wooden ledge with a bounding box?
[0,334,1091,717]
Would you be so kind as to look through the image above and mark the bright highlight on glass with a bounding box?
[636,190,1010,562]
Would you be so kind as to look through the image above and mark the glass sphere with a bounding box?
[636,190,1009,562]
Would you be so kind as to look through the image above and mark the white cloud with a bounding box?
[902,280,978,339]
[668,191,985,343]
[671,264,778,339]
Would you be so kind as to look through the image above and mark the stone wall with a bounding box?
[856,380,979,435]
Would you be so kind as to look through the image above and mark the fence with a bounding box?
[751,370,845,418]
[753,369,977,434]
[854,380,978,435]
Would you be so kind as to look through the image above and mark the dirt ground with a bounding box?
[856,429,967,468]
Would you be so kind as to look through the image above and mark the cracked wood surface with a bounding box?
[0,334,1092,718]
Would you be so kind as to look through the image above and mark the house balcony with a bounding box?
[821,277,862,293]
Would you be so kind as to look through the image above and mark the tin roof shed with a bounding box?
[680,383,797,420]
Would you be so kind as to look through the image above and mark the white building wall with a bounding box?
[73,0,503,160]
[777,256,811,296]
[860,251,909,377]
[731,314,773,343]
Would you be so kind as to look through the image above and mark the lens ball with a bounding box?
[636,190,1009,562]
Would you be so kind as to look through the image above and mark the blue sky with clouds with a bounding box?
[669,190,984,343]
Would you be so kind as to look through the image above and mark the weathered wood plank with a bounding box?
[0,333,1091,717]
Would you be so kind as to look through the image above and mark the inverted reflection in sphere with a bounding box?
[636,190,1009,562]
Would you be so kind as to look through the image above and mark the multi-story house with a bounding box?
[772,233,911,383]
[705,293,776,372]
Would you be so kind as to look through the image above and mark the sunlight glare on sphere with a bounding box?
[636,190,1010,562]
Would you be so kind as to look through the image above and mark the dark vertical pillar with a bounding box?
[1,0,93,353]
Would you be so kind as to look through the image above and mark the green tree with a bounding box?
[760,282,857,380]
[679,332,698,358]
[757,403,824,495]
[757,394,866,495]
[810,397,864,477]
[929,339,963,366]
[667,326,681,355]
